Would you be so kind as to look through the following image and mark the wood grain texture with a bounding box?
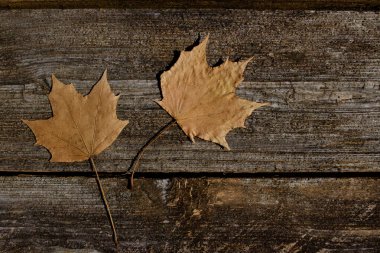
[1,0,379,10]
[1,8,379,253]
[1,10,379,82]
[0,10,379,173]
[0,176,379,253]
[4,79,380,173]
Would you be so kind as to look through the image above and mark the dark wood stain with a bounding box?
[1,176,379,253]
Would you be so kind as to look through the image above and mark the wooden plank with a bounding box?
[1,0,379,10]
[1,10,378,82]
[0,176,379,252]
[0,10,379,173]
[3,80,380,173]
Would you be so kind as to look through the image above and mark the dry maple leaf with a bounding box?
[23,70,127,246]
[23,70,129,162]
[156,35,269,149]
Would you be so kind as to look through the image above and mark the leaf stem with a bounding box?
[126,119,176,189]
[89,157,119,248]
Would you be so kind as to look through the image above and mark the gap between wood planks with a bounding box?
[0,0,379,10]
[1,171,380,178]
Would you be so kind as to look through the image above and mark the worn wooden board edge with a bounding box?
[0,176,379,252]
[0,0,379,10]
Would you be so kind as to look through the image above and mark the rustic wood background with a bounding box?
[0,1,379,252]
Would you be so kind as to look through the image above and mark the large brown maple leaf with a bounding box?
[23,70,128,246]
[23,70,129,161]
[157,35,268,149]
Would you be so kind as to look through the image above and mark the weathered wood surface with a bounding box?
[1,0,379,10]
[1,7,379,253]
[1,10,379,82]
[0,10,379,173]
[0,176,379,253]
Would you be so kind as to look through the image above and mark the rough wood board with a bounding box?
[1,0,379,10]
[0,176,379,253]
[1,10,378,82]
[0,10,379,173]
[5,80,380,173]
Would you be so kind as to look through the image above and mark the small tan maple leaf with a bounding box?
[157,35,269,149]
[23,70,129,162]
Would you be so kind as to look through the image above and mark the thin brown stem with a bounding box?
[89,157,119,248]
[126,119,176,189]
